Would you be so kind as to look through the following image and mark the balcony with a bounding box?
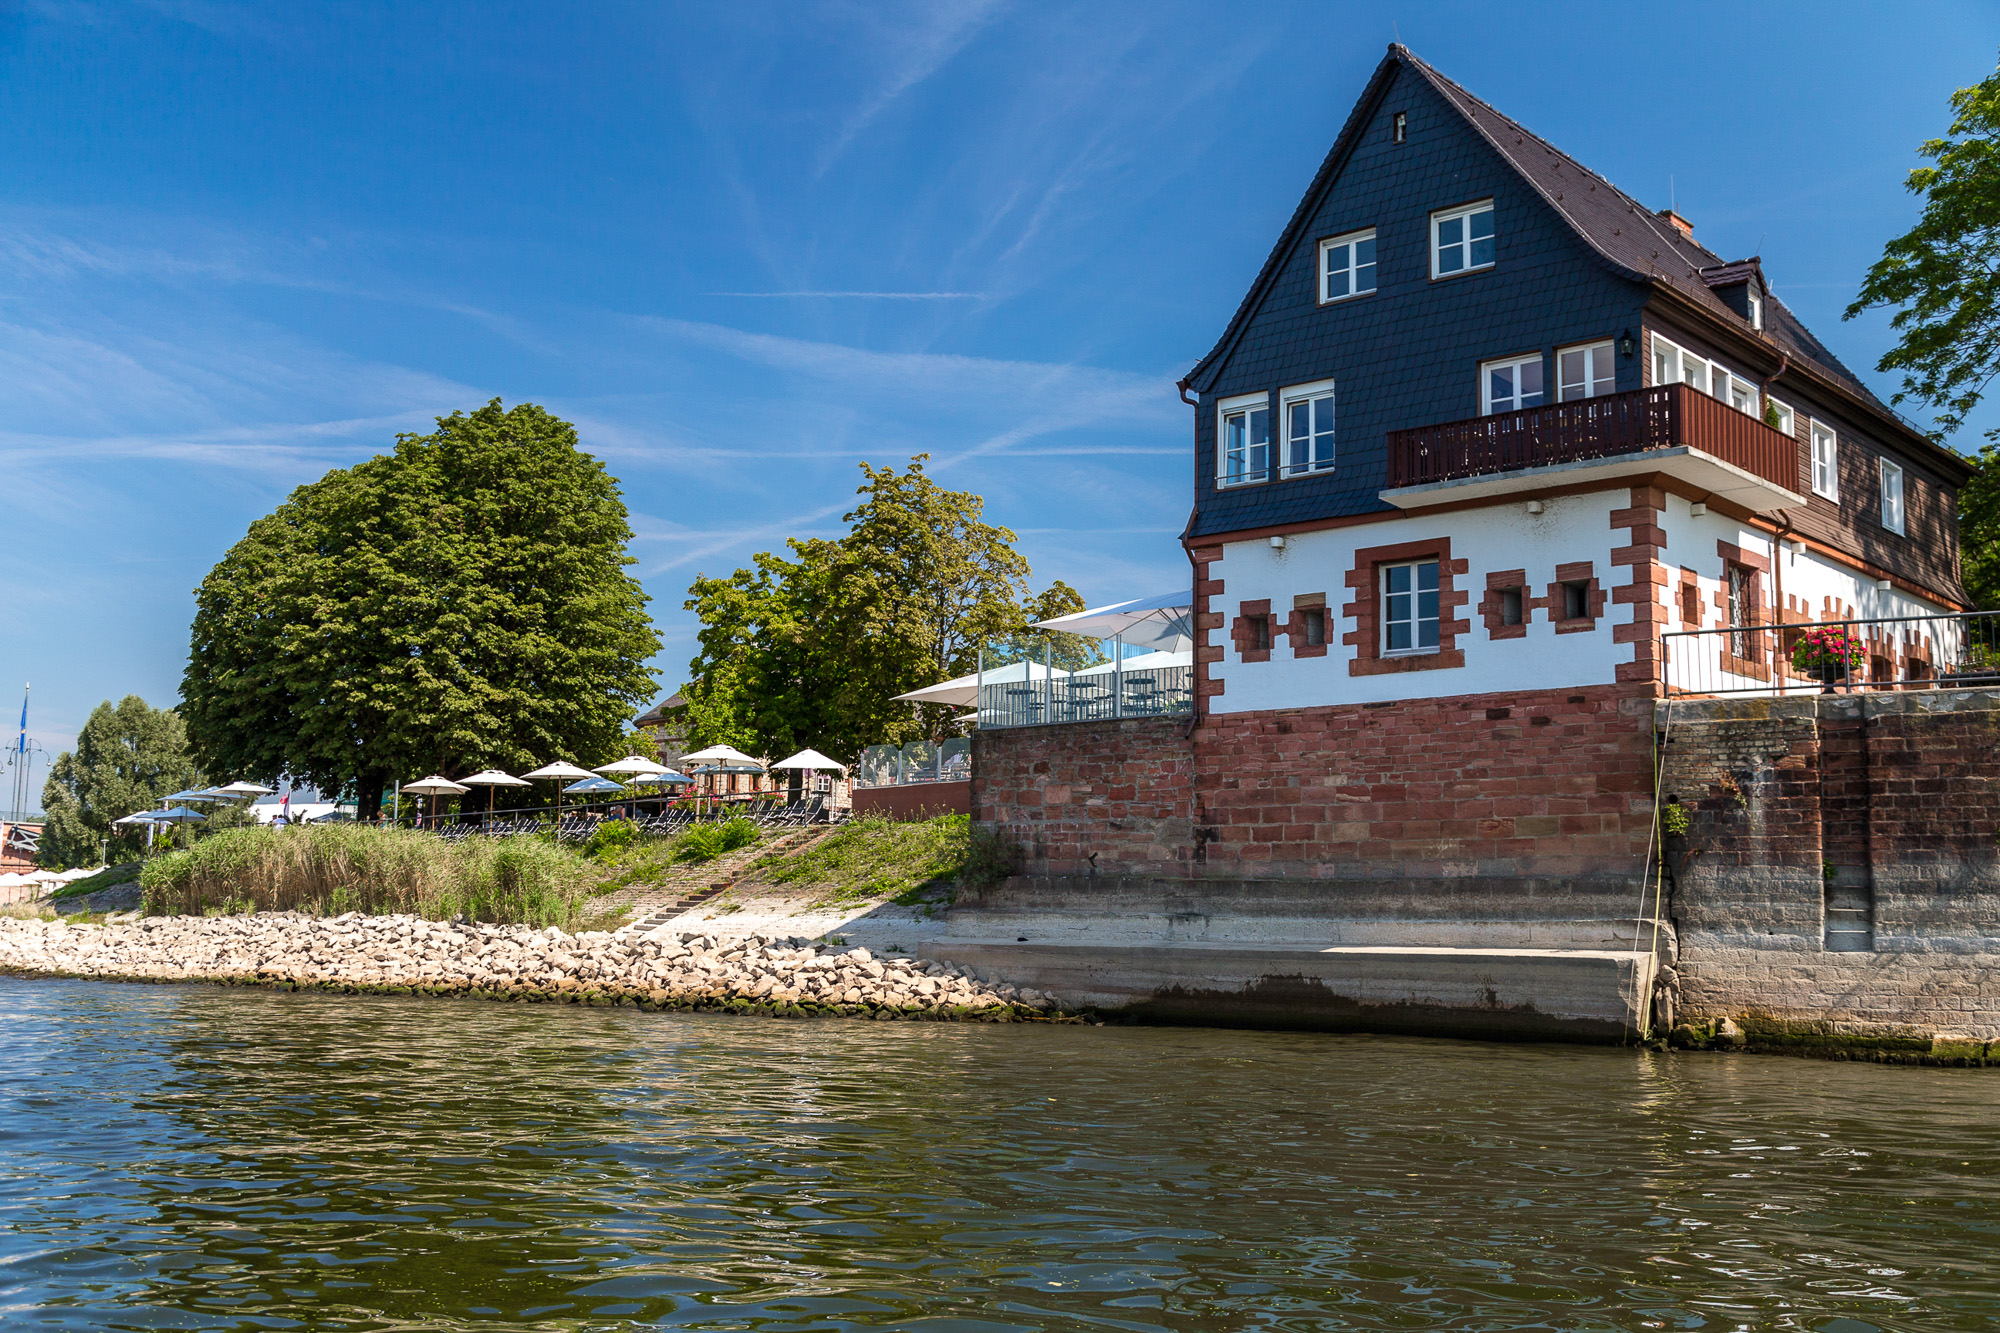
[1381,384,1805,513]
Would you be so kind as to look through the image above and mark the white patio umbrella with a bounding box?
[522,761,598,821]
[460,769,531,818]
[678,744,763,767]
[402,774,470,826]
[771,748,846,772]
[210,780,276,798]
[596,755,671,776]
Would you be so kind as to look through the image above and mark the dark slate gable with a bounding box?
[1184,56,1649,539]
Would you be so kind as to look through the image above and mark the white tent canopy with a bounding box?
[1072,648,1193,676]
[1031,589,1193,650]
[892,659,1056,709]
[771,748,846,772]
[679,744,763,767]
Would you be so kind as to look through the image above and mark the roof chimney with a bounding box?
[1657,208,1695,241]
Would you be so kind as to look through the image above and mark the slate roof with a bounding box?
[1183,44,1957,474]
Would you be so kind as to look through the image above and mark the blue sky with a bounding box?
[2,1,1996,775]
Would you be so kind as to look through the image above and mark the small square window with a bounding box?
[1432,200,1495,278]
[1557,341,1616,402]
[1500,587,1524,626]
[1880,459,1906,535]
[1302,610,1325,648]
[1249,615,1272,651]
[1318,229,1377,303]
[1562,581,1590,620]
[1482,354,1545,415]
[1811,422,1839,502]
[1383,560,1440,654]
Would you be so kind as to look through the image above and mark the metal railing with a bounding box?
[1661,610,2000,697]
[978,664,1193,729]
[1386,383,1799,493]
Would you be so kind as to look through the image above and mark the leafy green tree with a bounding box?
[182,400,660,818]
[38,696,203,867]
[1847,54,2000,607]
[1847,53,2000,438]
[682,457,1078,758]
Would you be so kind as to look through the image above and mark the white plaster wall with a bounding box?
[1205,490,1960,714]
[1207,492,1628,713]
[1655,494,1955,692]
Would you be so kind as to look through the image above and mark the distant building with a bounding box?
[632,693,690,768]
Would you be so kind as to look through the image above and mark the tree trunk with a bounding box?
[356,776,386,822]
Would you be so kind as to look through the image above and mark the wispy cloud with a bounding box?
[815,0,1006,175]
[704,290,988,300]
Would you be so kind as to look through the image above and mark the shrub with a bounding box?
[139,823,595,926]
[583,818,638,861]
[674,817,760,863]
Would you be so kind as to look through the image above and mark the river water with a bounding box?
[2,980,1997,1331]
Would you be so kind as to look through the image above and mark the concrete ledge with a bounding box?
[928,940,1655,1043]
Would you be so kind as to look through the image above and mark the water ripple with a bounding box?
[1,979,1997,1330]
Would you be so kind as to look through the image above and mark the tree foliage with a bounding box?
[1847,53,2000,439]
[38,696,203,868]
[181,401,660,817]
[681,457,1082,759]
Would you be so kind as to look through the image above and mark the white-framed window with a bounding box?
[1217,392,1270,488]
[1431,200,1495,278]
[1767,397,1795,438]
[1747,286,1764,331]
[1652,332,1759,418]
[1880,458,1906,535]
[1382,559,1440,655]
[1557,341,1616,402]
[1482,353,1545,415]
[1810,421,1839,502]
[1280,379,1337,478]
[1318,229,1377,303]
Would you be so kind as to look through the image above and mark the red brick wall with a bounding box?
[1194,683,1657,881]
[971,718,1195,877]
[973,685,1659,885]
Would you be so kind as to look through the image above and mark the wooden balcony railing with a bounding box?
[1385,384,1800,493]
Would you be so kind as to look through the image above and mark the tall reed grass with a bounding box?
[140,824,595,926]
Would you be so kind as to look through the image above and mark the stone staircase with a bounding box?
[621,825,831,935]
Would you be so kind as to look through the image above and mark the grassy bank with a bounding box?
[750,815,1011,906]
[141,824,596,927]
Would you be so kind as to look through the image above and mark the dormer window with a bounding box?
[1432,200,1495,278]
[1747,285,1764,331]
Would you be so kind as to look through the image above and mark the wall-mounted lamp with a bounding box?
[1689,501,1707,516]
[1525,499,1545,515]
[1782,537,1805,554]
[1617,330,1636,358]
[1269,535,1286,550]
[1875,578,1893,591]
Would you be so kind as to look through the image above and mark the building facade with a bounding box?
[960,46,2000,1049]
[1179,44,1968,714]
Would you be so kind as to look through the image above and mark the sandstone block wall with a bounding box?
[970,717,1195,878]
[1660,689,2000,1037]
